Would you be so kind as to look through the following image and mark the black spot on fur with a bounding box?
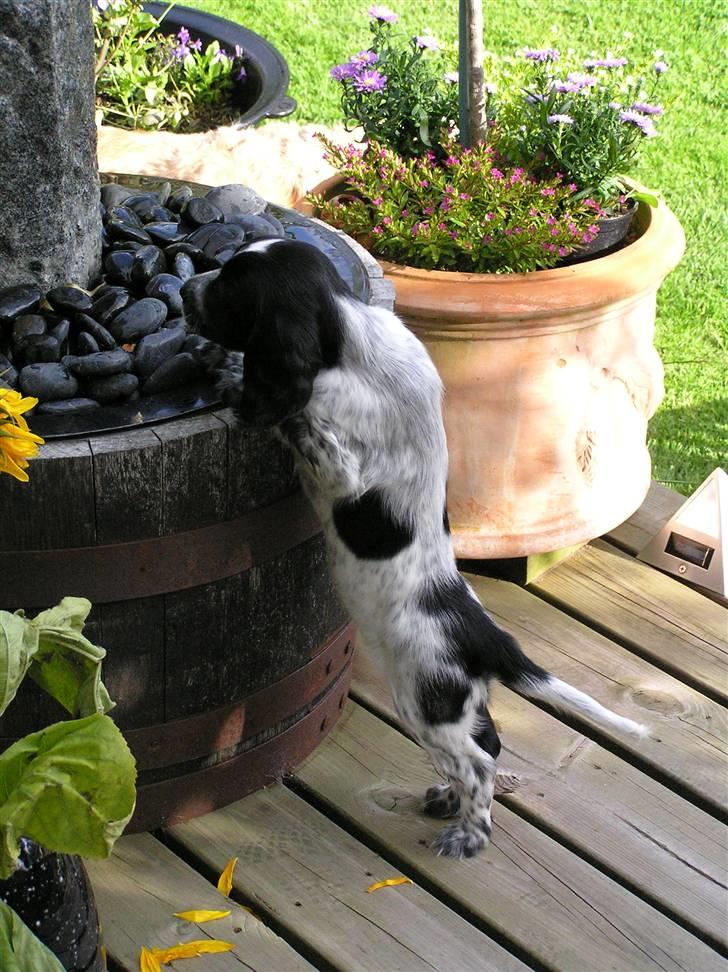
[420,573,548,686]
[417,671,469,726]
[443,503,451,534]
[473,705,501,760]
[333,489,414,560]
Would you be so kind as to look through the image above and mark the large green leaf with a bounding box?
[0,713,137,878]
[0,901,65,972]
[0,597,113,718]
[30,598,112,714]
[0,613,38,717]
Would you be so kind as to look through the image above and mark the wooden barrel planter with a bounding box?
[0,230,393,832]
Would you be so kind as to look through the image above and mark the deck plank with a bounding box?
[605,481,684,554]
[168,783,527,972]
[294,703,726,971]
[463,571,728,813]
[530,540,728,702]
[352,651,728,953]
[87,833,311,971]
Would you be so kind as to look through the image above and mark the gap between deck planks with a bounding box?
[167,783,528,972]
[528,540,727,705]
[461,571,727,816]
[86,832,312,971]
[351,643,728,955]
[290,703,725,971]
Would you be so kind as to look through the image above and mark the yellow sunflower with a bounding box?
[0,388,44,482]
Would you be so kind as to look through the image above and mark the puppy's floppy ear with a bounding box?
[238,297,339,426]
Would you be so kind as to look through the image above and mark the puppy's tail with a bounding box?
[494,633,648,739]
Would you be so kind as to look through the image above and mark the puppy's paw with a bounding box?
[188,337,227,373]
[211,351,244,409]
[431,822,489,860]
[423,783,460,819]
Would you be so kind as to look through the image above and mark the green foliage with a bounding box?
[332,17,458,159]
[494,48,669,206]
[0,597,112,718]
[0,714,136,879]
[94,0,245,131]
[0,598,136,880]
[0,901,64,972]
[182,0,726,495]
[314,136,598,272]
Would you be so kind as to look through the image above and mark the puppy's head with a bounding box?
[181,238,347,425]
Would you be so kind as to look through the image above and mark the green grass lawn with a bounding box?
[187,0,727,494]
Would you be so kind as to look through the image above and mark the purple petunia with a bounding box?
[368,4,398,22]
[547,113,574,125]
[584,56,628,69]
[631,102,664,115]
[619,109,658,137]
[524,47,560,62]
[352,69,387,93]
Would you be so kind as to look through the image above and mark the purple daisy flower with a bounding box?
[566,72,598,88]
[619,109,658,137]
[547,113,574,125]
[330,62,356,81]
[368,4,398,22]
[524,47,560,62]
[584,56,628,69]
[444,71,459,84]
[552,80,581,93]
[631,102,664,115]
[654,60,669,74]
[415,35,440,50]
[350,50,379,66]
[352,69,387,93]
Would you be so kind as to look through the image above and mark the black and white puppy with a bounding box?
[182,239,646,860]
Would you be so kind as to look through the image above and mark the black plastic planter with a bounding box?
[561,198,638,266]
[0,839,103,971]
[144,1,296,126]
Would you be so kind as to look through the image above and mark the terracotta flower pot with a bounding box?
[299,186,685,558]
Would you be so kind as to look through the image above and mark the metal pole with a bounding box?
[458,0,471,147]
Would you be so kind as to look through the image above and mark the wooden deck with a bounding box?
[88,483,728,972]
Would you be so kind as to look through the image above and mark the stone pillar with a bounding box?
[0,0,101,290]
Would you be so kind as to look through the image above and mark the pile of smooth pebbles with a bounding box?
[0,181,283,416]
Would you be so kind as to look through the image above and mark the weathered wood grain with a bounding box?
[168,783,528,972]
[153,412,228,533]
[1,438,95,556]
[223,536,346,701]
[352,650,728,952]
[215,408,297,518]
[531,540,728,703]
[463,571,728,813]
[89,429,166,728]
[87,832,311,971]
[295,704,727,971]
[89,429,163,544]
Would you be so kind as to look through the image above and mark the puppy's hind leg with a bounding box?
[408,669,500,859]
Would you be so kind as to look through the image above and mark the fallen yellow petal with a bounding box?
[367,876,414,893]
[217,856,238,896]
[139,946,162,972]
[151,940,235,962]
[174,909,231,923]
